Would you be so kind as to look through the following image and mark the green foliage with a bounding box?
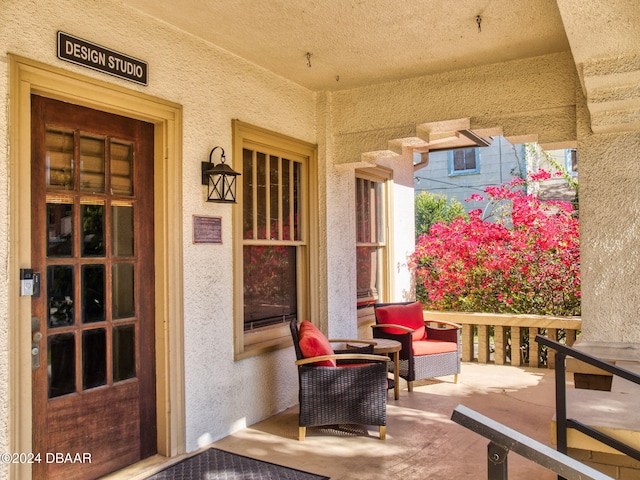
[415,192,467,238]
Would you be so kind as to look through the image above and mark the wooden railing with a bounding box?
[358,308,581,368]
[423,311,582,369]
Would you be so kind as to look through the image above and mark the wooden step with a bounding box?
[610,361,640,394]
[551,388,640,455]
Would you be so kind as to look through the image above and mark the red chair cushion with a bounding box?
[376,302,426,341]
[412,339,458,356]
[298,321,336,367]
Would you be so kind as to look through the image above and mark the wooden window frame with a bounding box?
[355,167,391,309]
[232,120,318,360]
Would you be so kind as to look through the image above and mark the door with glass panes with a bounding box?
[30,95,156,479]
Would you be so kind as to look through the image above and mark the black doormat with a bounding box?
[145,448,330,480]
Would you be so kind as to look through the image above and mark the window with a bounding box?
[449,148,480,175]
[355,169,390,309]
[233,120,317,359]
[566,148,578,174]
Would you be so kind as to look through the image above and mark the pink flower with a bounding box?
[466,193,485,202]
[530,170,552,181]
[412,178,580,316]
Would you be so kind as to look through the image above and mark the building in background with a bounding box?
[414,137,577,213]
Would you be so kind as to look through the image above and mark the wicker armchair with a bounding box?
[290,319,389,441]
[373,301,461,392]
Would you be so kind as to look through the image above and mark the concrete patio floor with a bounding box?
[208,363,563,480]
[114,362,567,480]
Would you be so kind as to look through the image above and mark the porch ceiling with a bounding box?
[119,0,570,92]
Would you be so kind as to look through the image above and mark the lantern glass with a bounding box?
[201,147,241,203]
[207,169,238,203]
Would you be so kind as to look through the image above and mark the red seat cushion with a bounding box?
[375,302,426,341]
[298,321,336,367]
[412,339,458,356]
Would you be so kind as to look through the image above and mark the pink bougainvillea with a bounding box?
[411,173,580,316]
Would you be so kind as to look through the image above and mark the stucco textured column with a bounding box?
[578,127,640,343]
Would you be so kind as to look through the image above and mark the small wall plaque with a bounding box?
[57,31,148,85]
[193,215,222,244]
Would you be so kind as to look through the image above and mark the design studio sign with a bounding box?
[57,32,148,85]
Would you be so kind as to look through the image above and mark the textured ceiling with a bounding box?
[120,0,571,91]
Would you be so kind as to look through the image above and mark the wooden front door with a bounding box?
[30,95,157,480]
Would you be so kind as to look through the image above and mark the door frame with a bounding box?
[8,55,186,478]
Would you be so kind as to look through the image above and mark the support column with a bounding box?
[578,100,640,345]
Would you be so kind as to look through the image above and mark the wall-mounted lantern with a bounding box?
[201,146,241,203]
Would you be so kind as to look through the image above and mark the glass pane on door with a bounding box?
[47,265,74,328]
[111,139,134,196]
[81,202,105,256]
[80,133,105,193]
[82,265,105,323]
[113,263,135,319]
[48,333,75,398]
[46,128,74,190]
[112,203,134,256]
[47,201,73,257]
[82,329,106,389]
[113,325,136,381]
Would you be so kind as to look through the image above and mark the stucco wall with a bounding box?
[329,51,577,166]
[377,155,416,302]
[0,0,316,455]
[579,126,640,343]
[324,165,357,339]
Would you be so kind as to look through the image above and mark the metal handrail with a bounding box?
[451,405,613,480]
[535,334,640,469]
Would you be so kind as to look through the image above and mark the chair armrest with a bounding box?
[295,354,390,366]
[426,324,460,343]
[329,338,377,346]
[371,326,414,360]
[371,324,415,334]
